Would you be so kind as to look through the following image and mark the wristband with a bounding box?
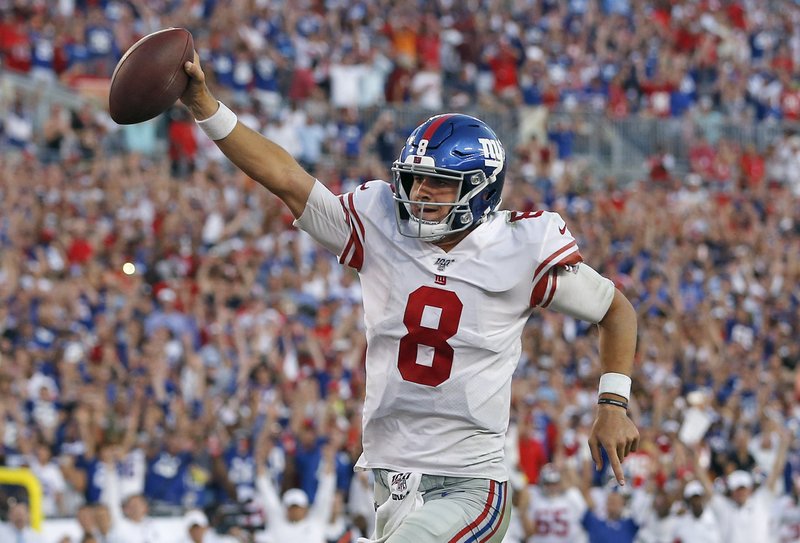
[196,100,237,140]
[598,372,632,401]
[597,398,629,410]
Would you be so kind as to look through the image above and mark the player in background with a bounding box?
[180,50,640,543]
[526,463,588,543]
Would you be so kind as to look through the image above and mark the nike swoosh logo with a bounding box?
[559,224,567,235]
[440,490,466,497]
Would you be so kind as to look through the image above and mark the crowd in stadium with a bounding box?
[1,0,800,542]
[2,0,800,122]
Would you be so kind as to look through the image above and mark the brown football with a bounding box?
[108,28,194,125]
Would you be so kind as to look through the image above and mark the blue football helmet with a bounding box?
[391,113,506,241]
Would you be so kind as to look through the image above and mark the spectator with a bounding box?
[486,38,521,104]
[671,480,722,543]
[105,494,161,543]
[362,111,403,166]
[0,503,45,543]
[28,439,67,517]
[168,107,199,178]
[143,433,194,508]
[180,509,237,543]
[633,487,677,543]
[693,429,791,543]
[254,408,337,543]
[409,57,443,110]
[4,96,35,153]
[384,54,414,104]
[38,104,71,164]
[329,51,367,110]
[581,486,639,543]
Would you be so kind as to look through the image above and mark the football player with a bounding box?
[180,52,640,543]
[527,464,588,543]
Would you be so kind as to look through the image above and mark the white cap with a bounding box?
[157,288,176,302]
[64,342,84,364]
[184,509,208,528]
[683,480,705,499]
[282,488,309,508]
[727,470,753,490]
[686,173,703,187]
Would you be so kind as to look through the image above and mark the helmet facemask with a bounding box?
[392,161,493,242]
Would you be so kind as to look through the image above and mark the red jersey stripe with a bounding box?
[346,193,364,270]
[541,268,559,308]
[347,192,366,239]
[532,242,582,289]
[530,270,551,307]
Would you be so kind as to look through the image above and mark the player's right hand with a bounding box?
[180,51,219,120]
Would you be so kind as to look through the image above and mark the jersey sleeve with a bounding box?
[529,212,583,308]
[326,180,390,271]
[336,188,368,270]
[292,180,373,270]
[293,180,351,256]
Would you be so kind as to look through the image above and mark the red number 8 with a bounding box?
[397,286,463,387]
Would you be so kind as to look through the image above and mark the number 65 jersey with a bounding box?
[295,180,582,482]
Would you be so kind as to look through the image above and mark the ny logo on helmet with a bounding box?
[478,138,504,169]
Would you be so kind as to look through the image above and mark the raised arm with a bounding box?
[578,455,597,512]
[100,448,125,527]
[180,52,315,218]
[685,442,715,496]
[764,428,792,493]
[308,441,337,524]
[254,409,285,524]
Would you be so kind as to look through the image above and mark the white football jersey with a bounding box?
[296,181,581,481]
[527,486,588,543]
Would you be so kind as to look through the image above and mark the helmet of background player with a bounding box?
[391,113,506,241]
[539,463,562,487]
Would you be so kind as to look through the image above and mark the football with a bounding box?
[108,27,194,125]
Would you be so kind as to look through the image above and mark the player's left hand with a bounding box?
[588,405,639,486]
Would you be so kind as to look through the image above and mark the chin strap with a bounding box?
[407,215,449,241]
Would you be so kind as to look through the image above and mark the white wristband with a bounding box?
[196,100,237,140]
[598,372,631,401]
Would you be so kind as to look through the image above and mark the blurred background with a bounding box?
[0,1,799,542]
